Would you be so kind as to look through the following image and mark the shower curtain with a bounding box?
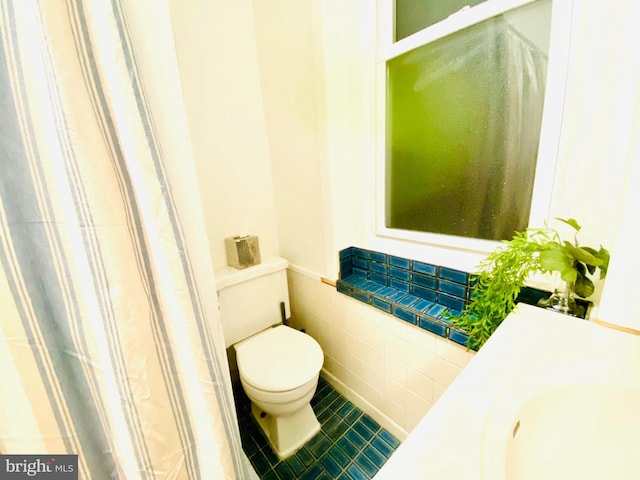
[0,0,251,478]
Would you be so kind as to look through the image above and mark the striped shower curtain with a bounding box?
[0,1,251,478]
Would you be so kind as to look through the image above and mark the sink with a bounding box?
[482,365,640,480]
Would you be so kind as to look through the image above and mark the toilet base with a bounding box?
[251,402,320,459]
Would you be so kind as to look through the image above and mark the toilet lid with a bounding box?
[235,325,324,392]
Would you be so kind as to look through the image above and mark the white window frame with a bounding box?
[374,0,573,253]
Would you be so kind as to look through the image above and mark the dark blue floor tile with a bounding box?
[345,429,367,449]
[370,436,394,458]
[353,420,376,441]
[284,455,306,477]
[336,436,359,458]
[307,431,332,458]
[355,454,378,478]
[273,462,294,480]
[379,429,401,448]
[320,454,343,478]
[236,375,400,480]
[328,445,351,469]
[345,464,368,480]
[361,414,381,433]
[363,444,387,469]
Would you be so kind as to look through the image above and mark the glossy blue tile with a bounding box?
[379,429,401,449]
[353,420,376,441]
[418,315,447,337]
[319,454,342,478]
[370,436,393,458]
[438,293,466,311]
[361,415,380,433]
[370,261,388,275]
[424,302,446,318]
[439,266,469,285]
[355,454,378,477]
[300,464,325,480]
[393,306,416,324]
[371,297,392,313]
[353,256,367,269]
[412,272,437,289]
[337,436,358,457]
[411,298,434,313]
[340,261,353,277]
[370,272,388,285]
[352,267,367,278]
[346,429,367,449]
[389,278,410,292]
[438,279,467,299]
[342,407,361,425]
[336,282,353,296]
[328,445,351,468]
[449,328,470,348]
[389,255,410,269]
[396,293,420,308]
[364,444,387,469]
[411,285,437,302]
[339,247,353,261]
[354,290,370,304]
[345,464,368,480]
[370,251,387,263]
[385,289,407,302]
[389,266,410,281]
[377,286,396,297]
[307,431,332,458]
[274,461,294,479]
[412,261,437,276]
[296,447,315,468]
[352,247,367,258]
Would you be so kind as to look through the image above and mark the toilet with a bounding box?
[216,257,324,459]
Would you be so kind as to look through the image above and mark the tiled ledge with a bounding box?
[336,247,473,349]
[336,247,591,351]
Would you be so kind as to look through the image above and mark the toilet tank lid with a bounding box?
[235,325,323,392]
[215,257,288,291]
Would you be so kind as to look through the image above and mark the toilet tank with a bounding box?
[216,257,290,348]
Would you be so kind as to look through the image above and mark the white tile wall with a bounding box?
[287,268,475,440]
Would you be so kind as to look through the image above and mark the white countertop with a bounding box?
[374,303,640,479]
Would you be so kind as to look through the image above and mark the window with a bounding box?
[377,0,571,248]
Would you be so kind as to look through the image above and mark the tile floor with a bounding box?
[235,375,401,479]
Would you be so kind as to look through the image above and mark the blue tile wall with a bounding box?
[336,246,472,349]
[336,247,591,350]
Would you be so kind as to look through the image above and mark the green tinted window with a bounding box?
[386,1,551,241]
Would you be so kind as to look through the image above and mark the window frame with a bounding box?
[374,0,573,253]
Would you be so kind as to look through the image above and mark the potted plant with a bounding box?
[451,218,610,350]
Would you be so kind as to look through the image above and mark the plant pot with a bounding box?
[537,281,579,316]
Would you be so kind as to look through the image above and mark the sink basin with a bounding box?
[482,367,640,480]
[374,304,640,480]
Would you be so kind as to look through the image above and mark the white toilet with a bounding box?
[216,257,324,459]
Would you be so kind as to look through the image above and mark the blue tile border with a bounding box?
[337,246,472,346]
[336,247,589,349]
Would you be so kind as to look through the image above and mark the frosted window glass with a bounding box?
[386,1,551,241]
[395,0,487,41]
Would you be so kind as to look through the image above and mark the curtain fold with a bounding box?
[0,1,249,478]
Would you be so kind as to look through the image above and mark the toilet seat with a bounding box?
[235,325,323,392]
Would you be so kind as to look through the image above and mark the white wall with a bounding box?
[169,0,280,270]
[168,0,640,435]
[287,269,474,439]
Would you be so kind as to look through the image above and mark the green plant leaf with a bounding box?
[574,269,595,298]
[539,247,572,272]
[562,242,603,266]
[556,217,581,232]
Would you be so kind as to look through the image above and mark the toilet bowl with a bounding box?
[235,325,324,459]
